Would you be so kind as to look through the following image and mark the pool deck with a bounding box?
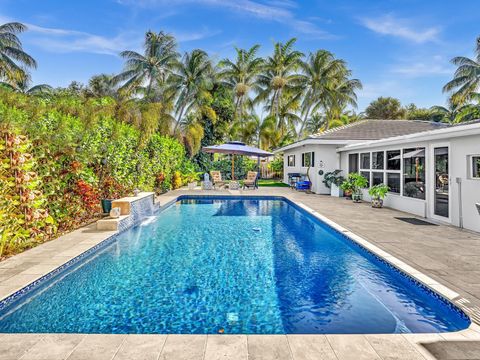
[1,187,480,359]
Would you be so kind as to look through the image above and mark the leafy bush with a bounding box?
[268,157,283,178]
[0,91,188,258]
[323,170,344,188]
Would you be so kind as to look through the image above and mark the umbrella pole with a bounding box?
[231,154,235,180]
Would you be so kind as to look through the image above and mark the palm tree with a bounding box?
[256,38,304,124]
[114,31,178,99]
[171,49,215,134]
[218,45,263,124]
[443,36,480,105]
[0,74,52,95]
[0,22,36,85]
[87,74,118,98]
[297,50,354,137]
[430,101,480,124]
[322,76,362,130]
[300,52,361,134]
[264,92,302,139]
[304,112,326,134]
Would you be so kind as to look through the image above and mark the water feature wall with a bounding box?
[97,192,157,232]
[117,193,156,232]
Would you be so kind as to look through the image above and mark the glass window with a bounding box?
[387,173,400,193]
[287,155,295,167]
[372,172,384,186]
[372,152,384,170]
[387,150,401,170]
[360,171,370,187]
[403,147,426,200]
[472,156,480,178]
[360,153,370,169]
[349,153,359,173]
[302,152,315,167]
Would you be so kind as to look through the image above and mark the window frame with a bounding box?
[372,151,385,170]
[287,155,295,167]
[301,151,315,167]
[360,152,370,170]
[348,148,403,196]
[402,147,426,200]
[470,155,480,179]
[348,153,359,173]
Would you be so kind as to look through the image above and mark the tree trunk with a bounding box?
[173,104,185,135]
[298,106,311,139]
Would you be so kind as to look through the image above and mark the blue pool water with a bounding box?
[0,197,470,334]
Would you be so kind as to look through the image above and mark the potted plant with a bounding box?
[323,170,345,197]
[340,178,354,198]
[341,173,368,202]
[368,184,389,208]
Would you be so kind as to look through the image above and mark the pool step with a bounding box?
[96,215,130,231]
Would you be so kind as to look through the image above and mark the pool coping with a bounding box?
[0,192,478,337]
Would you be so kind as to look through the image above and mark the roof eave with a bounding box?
[337,122,480,152]
[274,139,362,153]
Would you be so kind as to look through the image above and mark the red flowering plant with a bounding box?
[99,175,128,200]
[74,179,100,211]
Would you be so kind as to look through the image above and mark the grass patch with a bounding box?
[257,179,290,187]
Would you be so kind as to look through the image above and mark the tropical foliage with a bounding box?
[1,22,479,257]
[0,91,190,258]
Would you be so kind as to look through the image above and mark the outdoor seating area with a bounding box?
[200,170,259,190]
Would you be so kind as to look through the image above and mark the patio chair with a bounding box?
[210,171,227,189]
[243,171,258,190]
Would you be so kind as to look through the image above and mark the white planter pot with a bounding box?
[188,182,197,190]
[331,183,343,197]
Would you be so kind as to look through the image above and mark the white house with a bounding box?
[275,119,480,233]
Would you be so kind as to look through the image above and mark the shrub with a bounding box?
[0,90,188,257]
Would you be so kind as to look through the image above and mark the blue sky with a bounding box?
[0,0,478,111]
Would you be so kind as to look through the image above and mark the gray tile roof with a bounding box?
[310,119,448,140]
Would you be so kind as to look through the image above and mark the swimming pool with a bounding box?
[0,196,470,334]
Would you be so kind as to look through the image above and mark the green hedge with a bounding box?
[0,91,189,258]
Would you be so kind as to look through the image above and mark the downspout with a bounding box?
[456,177,463,229]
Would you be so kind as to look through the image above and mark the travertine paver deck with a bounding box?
[1,187,480,359]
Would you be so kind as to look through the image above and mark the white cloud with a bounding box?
[392,63,451,76]
[361,14,440,43]
[391,55,453,77]
[0,15,220,55]
[117,0,334,39]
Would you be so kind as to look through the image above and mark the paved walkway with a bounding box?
[1,187,480,359]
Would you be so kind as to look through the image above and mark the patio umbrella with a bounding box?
[202,141,273,180]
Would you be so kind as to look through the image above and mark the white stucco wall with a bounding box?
[281,130,480,233]
[283,144,342,194]
[340,136,480,232]
[339,141,430,218]
[449,135,480,232]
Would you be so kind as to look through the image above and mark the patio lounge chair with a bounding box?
[210,171,227,189]
[243,171,258,189]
